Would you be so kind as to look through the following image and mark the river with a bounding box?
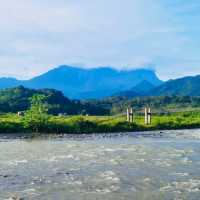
[1,129,200,200]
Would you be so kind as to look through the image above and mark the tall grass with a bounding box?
[0,111,200,134]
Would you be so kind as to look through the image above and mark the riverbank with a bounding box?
[0,111,200,134]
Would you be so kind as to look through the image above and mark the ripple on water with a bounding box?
[160,179,200,193]
[99,171,120,184]
[5,160,28,166]
[170,172,189,177]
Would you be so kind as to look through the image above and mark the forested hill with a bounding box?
[114,74,200,98]
[149,75,200,96]
[0,86,108,115]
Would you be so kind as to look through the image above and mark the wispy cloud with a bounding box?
[0,0,199,79]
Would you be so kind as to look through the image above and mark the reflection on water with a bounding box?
[1,129,200,200]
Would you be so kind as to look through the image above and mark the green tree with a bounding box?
[23,94,49,133]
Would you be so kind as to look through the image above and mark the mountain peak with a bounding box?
[52,65,83,72]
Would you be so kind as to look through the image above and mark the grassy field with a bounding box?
[0,111,200,134]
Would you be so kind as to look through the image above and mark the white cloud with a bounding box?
[0,0,199,80]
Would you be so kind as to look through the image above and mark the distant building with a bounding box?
[17,111,25,117]
[58,113,67,117]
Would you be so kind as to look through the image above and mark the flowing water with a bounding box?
[1,129,200,200]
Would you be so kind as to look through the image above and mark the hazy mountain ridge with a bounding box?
[0,65,162,99]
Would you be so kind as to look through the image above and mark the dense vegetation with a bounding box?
[0,93,199,134]
[0,87,200,134]
[0,86,108,115]
[1,86,200,116]
[86,95,200,115]
[1,111,200,134]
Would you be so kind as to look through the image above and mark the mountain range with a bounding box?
[0,65,162,99]
[0,65,200,99]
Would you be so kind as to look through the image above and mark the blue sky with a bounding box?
[0,0,200,80]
